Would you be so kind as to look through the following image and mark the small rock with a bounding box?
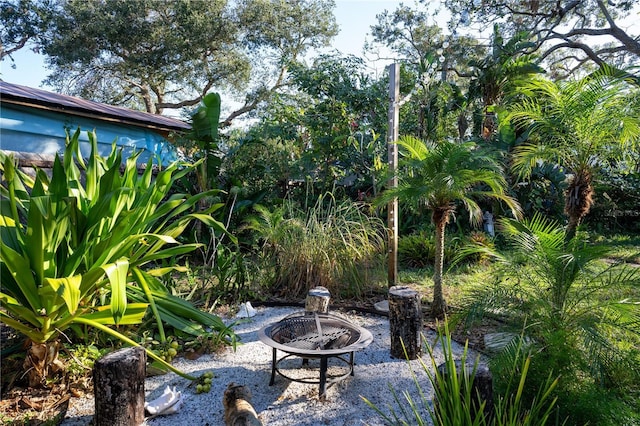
[373,300,389,313]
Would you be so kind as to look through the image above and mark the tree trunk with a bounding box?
[436,361,494,422]
[389,286,423,359]
[564,214,581,244]
[431,215,447,318]
[93,346,146,426]
[564,170,593,243]
[24,340,65,388]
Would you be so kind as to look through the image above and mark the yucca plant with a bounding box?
[0,129,236,386]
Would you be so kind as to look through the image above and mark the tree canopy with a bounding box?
[1,0,338,124]
[441,0,640,79]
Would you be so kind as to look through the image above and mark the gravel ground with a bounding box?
[61,306,474,426]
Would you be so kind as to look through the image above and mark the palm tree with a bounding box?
[505,67,640,242]
[385,136,521,318]
[459,214,640,422]
[467,24,544,140]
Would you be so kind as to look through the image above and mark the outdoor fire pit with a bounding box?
[258,311,373,397]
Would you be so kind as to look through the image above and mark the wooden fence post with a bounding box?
[389,286,422,359]
[387,63,400,287]
[93,346,146,426]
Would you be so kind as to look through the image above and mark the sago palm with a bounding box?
[504,67,640,242]
[385,136,521,318]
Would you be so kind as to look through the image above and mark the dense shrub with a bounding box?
[588,170,640,233]
[399,230,493,268]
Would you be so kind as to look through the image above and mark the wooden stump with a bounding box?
[305,286,331,314]
[389,286,422,359]
[436,361,493,422]
[93,346,146,426]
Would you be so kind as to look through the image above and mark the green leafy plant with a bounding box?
[504,66,640,242]
[378,136,521,317]
[363,323,559,426]
[398,230,438,269]
[458,214,640,423]
[399,230,491,269]
[0,129,236,386]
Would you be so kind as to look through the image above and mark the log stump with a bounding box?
[436,361,493,422]
[93,346,146,426]
[305,286,331,314]
[389,286,422,359]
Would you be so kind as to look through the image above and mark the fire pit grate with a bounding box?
[269,315,358,351]
[258,311,373,397]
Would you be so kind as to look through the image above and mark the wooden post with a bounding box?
[305,286,331,313]
[93,346,146,426]
[387,63,399,287]
[436,361,493,422]
[388,286,422,359]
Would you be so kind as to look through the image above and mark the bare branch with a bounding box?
[0,36,29,60]
[220,65,289,128]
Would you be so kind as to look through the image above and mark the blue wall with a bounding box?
[0,104,178,165]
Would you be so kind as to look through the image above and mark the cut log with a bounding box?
[93,346,146,426]
[305,286,331,314]
[388,286,422,359]
[436,361,493,422]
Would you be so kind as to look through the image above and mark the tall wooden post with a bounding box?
[389,286,422,359]
[387,63,399,287]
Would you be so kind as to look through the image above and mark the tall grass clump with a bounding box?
[247,193,386,298]
[363,322,559,426]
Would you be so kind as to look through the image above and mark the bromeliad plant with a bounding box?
[0,129,236,387]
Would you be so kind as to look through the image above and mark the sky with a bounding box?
[0,0,401,91]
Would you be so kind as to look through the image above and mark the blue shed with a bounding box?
[0,81,190,166]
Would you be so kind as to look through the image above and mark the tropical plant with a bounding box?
[504,66,640,242]
[287,54,388,192]
[459,214,640,423]
[467,23,544,140]
[380,136,521,318]
[0,129,236,386]
[246,193,387,299]
[363,323,559,426]
[187,91,223,196]
[443,0,640,79]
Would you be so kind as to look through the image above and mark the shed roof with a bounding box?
[0,81,190,133]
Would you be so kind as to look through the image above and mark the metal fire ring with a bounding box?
[258,311,373,397]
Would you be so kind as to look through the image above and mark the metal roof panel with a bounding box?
[0,81,190,131]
